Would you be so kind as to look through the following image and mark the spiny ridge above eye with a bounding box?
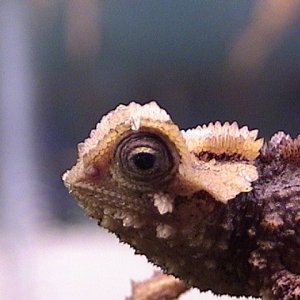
[77,101,172,158]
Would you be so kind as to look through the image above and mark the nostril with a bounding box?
[84,164,100,177]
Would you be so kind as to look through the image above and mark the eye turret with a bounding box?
[114,131,179,189]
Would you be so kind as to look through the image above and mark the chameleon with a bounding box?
[62,101,300,299]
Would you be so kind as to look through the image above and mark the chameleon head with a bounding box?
[63,101,262,231]
[62,102,193,229]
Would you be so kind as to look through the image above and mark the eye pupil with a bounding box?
[132,152,156,170]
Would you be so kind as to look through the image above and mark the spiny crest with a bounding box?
[282,135,300,162]
[77,102,172,158]
[261,131,300,163]
[183,121,263,161]
[181,122,263,203]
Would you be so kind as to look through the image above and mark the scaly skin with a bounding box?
[63,102,300,299]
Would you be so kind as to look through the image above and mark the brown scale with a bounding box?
[63,102,300,300]
[195,151,246,163]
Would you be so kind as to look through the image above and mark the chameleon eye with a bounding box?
[114,132,178,187]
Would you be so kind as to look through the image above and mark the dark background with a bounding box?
[1,1,300,299]
[35,1,300,221]
[3,0,300,221]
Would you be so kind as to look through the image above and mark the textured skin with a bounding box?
[63,102,300,299]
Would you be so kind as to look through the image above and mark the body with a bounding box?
[63,102,300,299]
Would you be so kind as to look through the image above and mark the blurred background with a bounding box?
[1,1,300,299]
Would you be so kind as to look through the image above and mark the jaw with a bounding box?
[98,192,259,297]
[64,167,259,297]
[64,177,159,228]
